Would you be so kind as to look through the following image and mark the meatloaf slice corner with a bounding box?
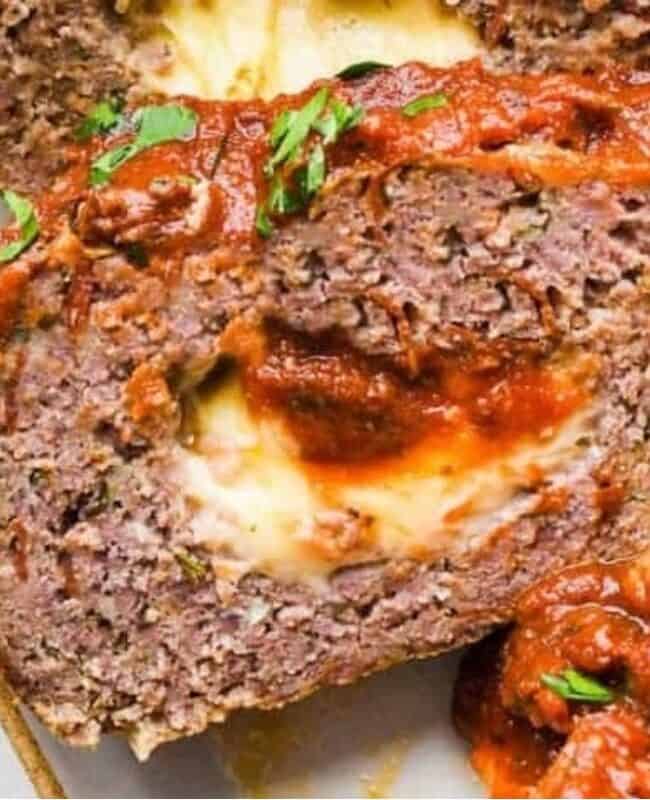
[3,62,650,758]
[0,0,135,195]
[445,0,650,71]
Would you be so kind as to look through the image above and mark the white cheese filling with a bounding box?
[174,372,597,586]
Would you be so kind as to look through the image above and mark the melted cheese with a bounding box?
[131,0,479,99]
[175,371,596,586]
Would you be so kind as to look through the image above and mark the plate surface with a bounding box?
[1,652,482,798]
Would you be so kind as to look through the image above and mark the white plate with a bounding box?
[1,652,483,798]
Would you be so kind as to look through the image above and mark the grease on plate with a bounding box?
[362,736,412,799]
[214,658,477,798]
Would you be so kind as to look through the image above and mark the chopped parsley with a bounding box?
[303,142,326,196]
[90,144,139,187]
[124,242,149,269]
[74,97,124,142]
[257,90,364,237]
[270,110,298,149]
[265,87,330,176]
[255,205,274,239]
[267,174,301,216]
[337,61,390,80]
[0,190,39,264]
[313,97,364,145]
[402,92,449,118]
[90,104,198,187]
[541,668,614,704]
[134,104,198,148]
[174,549,208,583]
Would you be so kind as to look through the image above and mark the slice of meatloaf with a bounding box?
[0,0,135,195]
[445,0,650,71]
[3,61,650,758]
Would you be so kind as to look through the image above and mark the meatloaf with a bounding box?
[445,0,650,71]
[3,60,650,757]
[0,0,134,195]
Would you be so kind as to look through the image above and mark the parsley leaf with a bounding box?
[304,143,326,196]
[541,669,614,704]
[90,104,198,187]
[337,61,390,80]
[124,242,149,269]
[402,92,449,118]
[314,98,364,145]
[0,190,39,263]
[268,174,303,215]
[256,205,274,239]
[265,87,330,175]
[312,112,337,145]
[90,143,139,187]
[334,99,365,134]
[74,98,124,142]
[260,89,362,236]
[135,105,198,148]
[270,110,298,148]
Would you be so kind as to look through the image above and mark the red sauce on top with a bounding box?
[0,59,649,323]
[8,59,650,259]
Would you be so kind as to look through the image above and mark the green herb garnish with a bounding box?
[90,104,198,187]
[124,242,149,269]
[337,61,390,80]
[313,97,364,145]
[175,550,208,583]
[541,669,614,704]
[268,174,303,215]
[0,190,39,263]
[135,105,198,148]
[312,112,337,145]
[304,142,326,196]
[335,99,365,135]
[256,205,274,239]
[258,89,364,237]
[90,144,138,187]
[265,87,330,176]
[402,92,449,118]
[74,98,124,142]
[270,110,298,148]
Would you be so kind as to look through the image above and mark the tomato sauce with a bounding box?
[9,59,650,257]
[454,554,650,798]
[455,633,561,798]
[237,324,589,480]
